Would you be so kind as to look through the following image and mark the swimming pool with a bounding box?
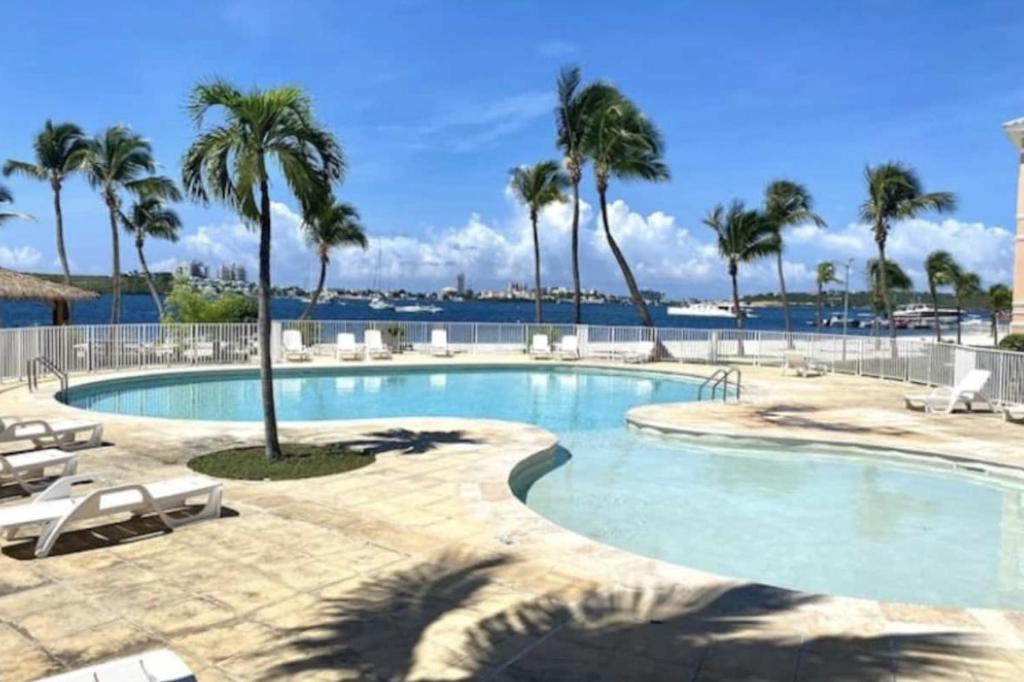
[67,365,1024,610]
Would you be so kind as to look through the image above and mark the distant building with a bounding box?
[219,263,247,282]
[456,273,466,295]
[175,260,208,279]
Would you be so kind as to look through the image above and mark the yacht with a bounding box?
[666,301,754,318]
[394,303,442,314]
[892,304,962,330]
[368,296,393,310]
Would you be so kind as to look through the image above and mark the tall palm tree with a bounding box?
[182,80,345,461]
[0,184,34,225]
[814,261,839,329]
[703,201,776,353]
[300,200,367,319]
[867,258,912,337]
[583,91,669,327]
[952,270,981,345]
[80,126,179,324]
[988,283,1011,345]
[508,161,569,323]
[859,162,956,342]
[121,195,182,318]
[3,121,87,285]
[923,250,960,343]
[763,180,826,334]
[555,66,617,324]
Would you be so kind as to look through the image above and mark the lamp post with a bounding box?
[1003,117,1024,334]
[842,258,853,361]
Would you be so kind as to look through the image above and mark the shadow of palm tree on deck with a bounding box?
[268,551,985,681]
[336,429,481,455]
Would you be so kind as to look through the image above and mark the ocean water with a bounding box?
[65,364,1024,610]
[2,292,907,334]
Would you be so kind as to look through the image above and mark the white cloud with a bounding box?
[167,196,1015,298]
[0,245,42,269]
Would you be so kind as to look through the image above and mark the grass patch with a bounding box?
[188,443,374,481]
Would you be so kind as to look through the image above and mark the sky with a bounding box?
[0,1,1022,298]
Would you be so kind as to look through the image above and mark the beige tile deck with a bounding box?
[1,356,1024,680]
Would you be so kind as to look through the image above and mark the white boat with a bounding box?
[368,296,393,310]
[666,301,753,318]
[394,304,442,314]
[892,304,962,330]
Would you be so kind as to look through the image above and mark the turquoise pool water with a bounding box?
[67,366,1024,610]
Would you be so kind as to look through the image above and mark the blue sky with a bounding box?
[1,1,1022,297]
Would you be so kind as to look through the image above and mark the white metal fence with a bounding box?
[3,320,1023,405]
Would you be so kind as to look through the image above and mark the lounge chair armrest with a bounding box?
[36,473,105,502]
[9,419,57,438]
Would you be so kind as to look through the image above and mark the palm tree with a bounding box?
[859,163,956,342]
[988,283,1011,345]
[121,194,182,318]
[182,80,345,461]
[583,91,669,327]
[703,201,776,354]
[867,258,912,337]
[952,270,981,345]
[555,66,617,324]
[763,180,826,334]
[923,250,960,343]
[300,200,367,319]
[509,161,568,323]
[814,261,839,329]
[0,184,34,225]
[3,121,87,285]
[80,126,179,324]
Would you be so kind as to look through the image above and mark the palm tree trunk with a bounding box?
[815,283,823,329]
[52,181,72,287]
[258,177,283,462]
[531,210,543,324]
[929,280,942,343]
[875,235,897,343]
[106,197,121,325]
[992,312,998,346]
[570,179,582,325]
[136,238,163,319]
[599,188,653,327]
[731,264,744,356]
[301,257,328,320]
[776,250,790,333]
[955,299,963,345]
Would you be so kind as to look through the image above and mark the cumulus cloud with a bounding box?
[0,245,42,269]
[170,195,1015,298]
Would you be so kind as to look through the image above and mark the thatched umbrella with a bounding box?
[0,268,98,325]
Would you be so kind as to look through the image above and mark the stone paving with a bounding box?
[1,356,1024,680]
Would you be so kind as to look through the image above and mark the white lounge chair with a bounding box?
[904,369,993,414]
[0,417,103,450]
[430,329,451,357]
[282,329,312,362]
[530,334,553,360]
[182,340,215,363]
[336,332,363,361]
[0,474,223,558]
[1,449,78,493]
[623,341,656,364]
[1001,404,1024,422]
[365,329,393,359]
[556,335,580,360]
[37,648,195,682]
[782,351,827,377]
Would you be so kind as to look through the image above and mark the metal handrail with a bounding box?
[698,367,741,401]
[27,356,68,396]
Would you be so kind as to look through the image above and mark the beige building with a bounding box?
[1006,118,1024,333]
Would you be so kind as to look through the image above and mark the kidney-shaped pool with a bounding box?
[66,365,1024,610]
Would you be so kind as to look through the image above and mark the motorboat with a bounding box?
[666,301,754,318]
[394,304,442,314]
[892,304,962,330]
[368,296,393,310]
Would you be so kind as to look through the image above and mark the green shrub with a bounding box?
[162,279,258,323]
[999,334,1024,352]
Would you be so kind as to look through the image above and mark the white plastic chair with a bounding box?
[430,329,451,357]
[904,369,993,414]
[336,333,363,361]
[36,648,195,681]
[0,417,103,451]
[530,334,553,360]
[365,329,393,359]
[556,335,580,360]
[1,449,78,493]
[282,330,312,361]
[782,351,827,377]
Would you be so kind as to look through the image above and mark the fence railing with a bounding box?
[2,320,1022,405]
